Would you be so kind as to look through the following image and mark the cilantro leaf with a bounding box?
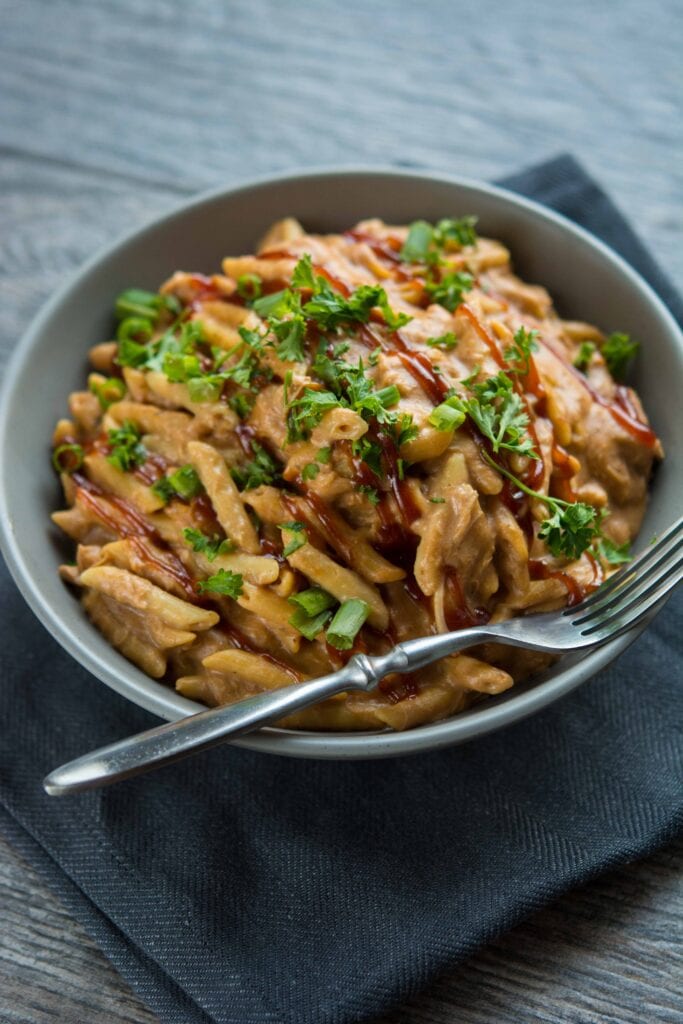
[301,462,320,481]
[291,253,317,290]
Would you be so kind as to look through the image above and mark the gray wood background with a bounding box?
[0,0,681,1021]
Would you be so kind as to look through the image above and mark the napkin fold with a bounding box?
[0,155,681,1024]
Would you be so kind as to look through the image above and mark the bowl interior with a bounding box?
[1,169,681,758]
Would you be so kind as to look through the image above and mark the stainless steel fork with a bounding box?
[44,515,683,795]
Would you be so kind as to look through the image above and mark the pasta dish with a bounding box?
[51,216,661,730]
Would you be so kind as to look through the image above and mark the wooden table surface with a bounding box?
[1,1,681,1021]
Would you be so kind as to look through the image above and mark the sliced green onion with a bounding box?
[236,273,263,302]
[116,316,154,344]
[428,397,466,432]
[288,606,333,641]
[89,376,126,410]
[325,599,370,650]
[288,587,337,618]
[167,465,203,500]
[52,443,84,473]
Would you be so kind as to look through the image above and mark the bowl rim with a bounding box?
[0,164,680,759]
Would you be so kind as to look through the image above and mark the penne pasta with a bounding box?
[50,215,660,732]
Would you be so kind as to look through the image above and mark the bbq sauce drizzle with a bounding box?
[63,227,657,709]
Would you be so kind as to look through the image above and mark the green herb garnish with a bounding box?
[301,462,320,481]
[279,521,307,558]
[236,273,263,302]
[231,442,281,491]
[89,377,126,410]
[400,217,478,263]
[424,271,474,312]
[288,587,337,617]
[426,332,459,350]
[197,569,244,598]
[325,599,371,650]
[428,397,467,432]
[596,537,633,565]
[107,421,146,472]
[288,606,334,641]
[602,332,639,379]
[151,464,203,503]
[573,341,596,373]
[52,443,84,473]
[182,527,235,561]
[505,327,539,376]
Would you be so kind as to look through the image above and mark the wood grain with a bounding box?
[0,0,681,1021]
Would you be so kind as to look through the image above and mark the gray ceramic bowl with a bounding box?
[0,169,680,759]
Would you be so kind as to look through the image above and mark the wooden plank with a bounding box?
[0,0,681,283]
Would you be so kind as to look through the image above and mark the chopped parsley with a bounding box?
[286,350,410,447]
[359,484,380,505]
[596,537,633,565]
[482,450,605,561]
[455,373,538,457]
[573,340,596,373]
[426,332,459,350]
[107,421,146,472]
[182,527,235,561]
[424,270,474,312]
[400,217,478,263]
[197,568,244,598]
[231,441,281,491]
[504,327,539,376]
[301,462,320,481]
[326,599,371,650]
[429,496,446,504]
[602,332,639,379]
[151,464,203,503]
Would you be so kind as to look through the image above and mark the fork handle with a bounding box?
[43,624,511,796]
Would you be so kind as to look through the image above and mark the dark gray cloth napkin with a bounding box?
[1,155,681,1024]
